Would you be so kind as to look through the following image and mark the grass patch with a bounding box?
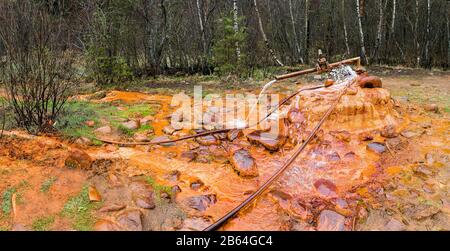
[61,185,100,231]
[144,176,173,199]
[1,187,16,215]
[40,177,57,193]
[32,216,55,231]
[57,101,155,140]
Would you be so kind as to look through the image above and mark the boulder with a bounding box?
[423,104,439,113]
[94,126,112,135]
[229,149,258,177]
[384,219,406,231]
[247,131,287,151]
[163,125,178,135]
[88,186,102,202]
[117,210,143,231]
[317,210,346,231]
[186,194,217,211]
[287,108,306,124]
[94,219,121,231]
[65,148,93,169]
[367,142,386,154]
[99,204,126,213]
[227,130,243,141]
[358,76,382,88]
[381,124,398,138]
[195,135,220,146]
[121,120,140,130]
[314,179,338,198]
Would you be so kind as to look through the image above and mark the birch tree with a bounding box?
[304,0,309,63]
[342,0,350,56]
[232,0,241,61]
[424,0,431,68]
[253,0,284,66]
[356,0,369,64]
[196,0,207,65]
[288,0,303,63]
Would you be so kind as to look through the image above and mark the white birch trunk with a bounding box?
[289,0,304,64]
[196,0,207,58]
[424,0,431,67]
[390,0,396,35]
[415,0,420,67]
[253,0,284,66]
[342,0,351,56]
[356,0,369,64]
[233,0,241,61]
[304,0,309,62]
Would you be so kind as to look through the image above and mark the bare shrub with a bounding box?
[0,1,77,133]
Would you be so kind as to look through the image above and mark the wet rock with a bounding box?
[94,126,112,135]
[75,137,92,146]
[359,132,374,141]
[289,200,313,221]
[163,125,178,135]
[99,204,126,213]
[166,170,181,182]
[165,151,177,159]
[324,79,335,87]
[129,181,155,210]
[326,152,341,162]
[358,76,382,88]
[122,120,140,130]
[65,148,93,169]
[317,210,346,231]
[186,194,217,212]
[367,142,386,154]
[151,136,175,146]
[94,219,121,231]
[410,205,440,220]
[227,130,243,141]
[172,185,182,194]
[196,135,220,146]
[117,210,143,231]
[425,153,434,165]
[12,223,30,231]
[343,152,357,161]
[140,115,154,125]
[381,125,399,138]
[190,180,204,190]
[247,131,287,151]
[423,104,439,113]
[384,219,406,231]
[314,179,338,198]
[229,149,258,177]
[85,120,95,127]
[135,197,155,209]
[134,133,150,142]
[180,151,197,162]
[400,130,419,139]
[414,165,433,178]
[287,108,306,124]
[88,186,102,202]
[188,142,200,150]
[334,198,352,217]
[330,130,351,142]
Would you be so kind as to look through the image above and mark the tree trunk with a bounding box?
[424,0,431,68]
[342,0,350,56]
[232,0,241,61]
[356,0,369,64]
[447,1,450,70]
[196,0,207,64]
[374,0,386,62]
[390,0,396,35]
[304,0,309,63]
[289,0,303,64]
[253,0,284,66]
[415,0,420,67]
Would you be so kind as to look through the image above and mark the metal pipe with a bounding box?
[203,78,357,231]
[275,57,361,81]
